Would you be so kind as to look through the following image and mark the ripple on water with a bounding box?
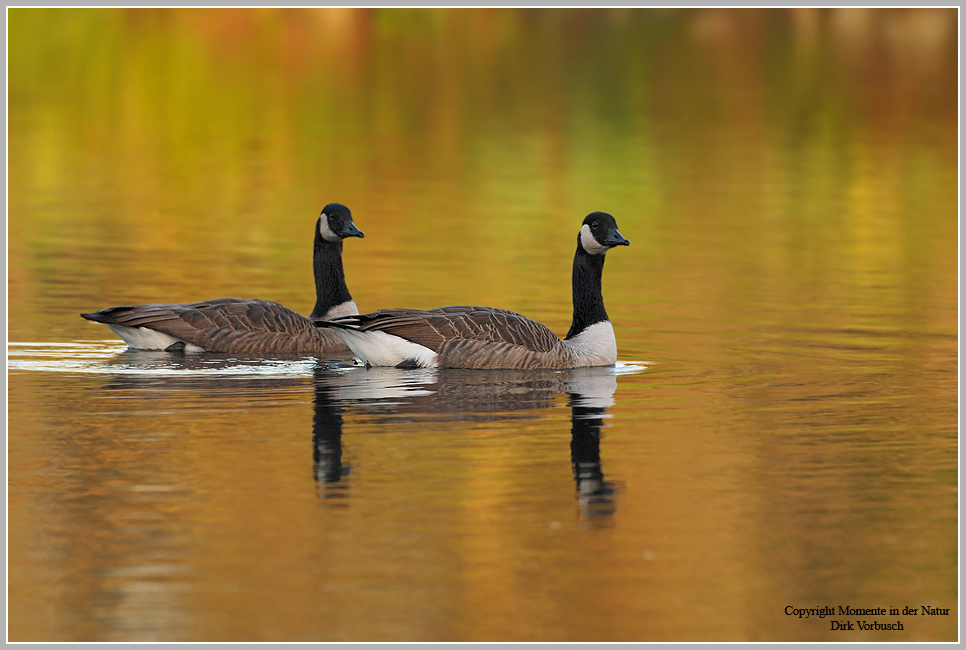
[8,341,651,380]
[7,341,339,378]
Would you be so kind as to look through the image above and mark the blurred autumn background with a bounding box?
[8,8,957,345]
[7,7,958,642]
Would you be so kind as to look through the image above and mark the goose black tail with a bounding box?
[81,309,119,324]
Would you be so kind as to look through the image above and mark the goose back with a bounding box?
[83,298,349,355]
[325,306,575,369]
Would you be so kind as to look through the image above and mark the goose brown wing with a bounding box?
[333,306,562,354]
[82,298,344,354]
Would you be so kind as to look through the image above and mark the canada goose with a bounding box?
[81,203,364,356]
[314,212,629,369]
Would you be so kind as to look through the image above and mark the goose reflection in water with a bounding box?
[309,364,622,521]
[76,345,629,521]
[567,378,618,521]
[311,376,350,501]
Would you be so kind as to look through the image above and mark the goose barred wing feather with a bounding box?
[435,306,561,352]
[82,298,347,355]
[329,305,564,363]
[436,336,575,369]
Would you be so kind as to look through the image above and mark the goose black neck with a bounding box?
[310,225,353,320]
[565,245,608,340]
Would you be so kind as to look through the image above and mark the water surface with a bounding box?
[7,8,958,642]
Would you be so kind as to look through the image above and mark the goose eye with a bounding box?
[592,221,598,229]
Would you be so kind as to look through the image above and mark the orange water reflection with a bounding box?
[8,8,958,642]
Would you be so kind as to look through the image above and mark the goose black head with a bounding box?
[578,212,629,255]
[318,203,365,242]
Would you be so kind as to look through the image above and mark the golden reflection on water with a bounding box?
[7,7,958,642]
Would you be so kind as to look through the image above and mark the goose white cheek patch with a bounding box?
[319,215,342,242]
[580,224,608,255]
